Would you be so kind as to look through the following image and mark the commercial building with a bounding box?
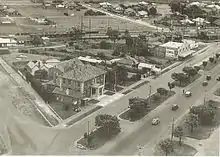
[159,41,195,59]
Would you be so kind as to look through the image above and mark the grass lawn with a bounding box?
[48,102,77,120]
[178,103,220,140]
[119,91,175,121]
[154,141,197,156]
[173,74,201,88]
[214,88,220,96]
[105,84,124,92]
[77,127,119,150]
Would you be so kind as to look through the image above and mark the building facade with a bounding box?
[48,58,106,105]
[159,41,191,59]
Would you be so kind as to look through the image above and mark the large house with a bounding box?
[26,59,60,76]
[47,58,106,105]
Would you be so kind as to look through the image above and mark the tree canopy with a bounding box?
[95,114,121,136]
[158,138,173,156]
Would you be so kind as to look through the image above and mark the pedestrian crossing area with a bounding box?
[96,93,124,107]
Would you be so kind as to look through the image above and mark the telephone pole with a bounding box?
[148,83,152,104]
[114,70,117,93]
[171,118,175,141]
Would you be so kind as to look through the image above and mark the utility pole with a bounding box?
[148,83,152,104]
[171,118,175,141]
[204,90,207,106]
[114,70,117,93]
[88,18,91,38]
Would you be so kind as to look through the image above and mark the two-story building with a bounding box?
[47,58,106,105]
[159,41,195,59]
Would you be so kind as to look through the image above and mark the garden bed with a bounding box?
[77,127,119,150]
[173,74,201,87]
[119,91,175,121]
[154,141,197,156]
[178,101,220,140]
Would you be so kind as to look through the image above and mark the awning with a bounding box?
[178,50,195,58]
[91,83,102,88]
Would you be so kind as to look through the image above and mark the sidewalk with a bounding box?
[0,57,62,126]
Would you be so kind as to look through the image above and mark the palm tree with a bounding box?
[173,126,184,145]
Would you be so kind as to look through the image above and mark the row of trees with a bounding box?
[169,1,207,18]
[171,66,198,86]
[158,101,217,155]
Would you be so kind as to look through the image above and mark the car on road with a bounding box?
[202,81,208,86]
[171,104,179,111]
[152,117,160,125]
[217,76,220,81]
[64,13,69,16]
[76,144,86,150]
[206,75,211,81]
[184,91,192,97]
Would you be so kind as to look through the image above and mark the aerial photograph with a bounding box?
[0,0,219,155]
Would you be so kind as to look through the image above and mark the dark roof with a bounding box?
[53,58,84,73]
[52,87,83,98]
[62,63,106,82]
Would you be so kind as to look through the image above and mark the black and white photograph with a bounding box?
[0,0,219,156]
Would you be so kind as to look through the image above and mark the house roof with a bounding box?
[160,41,183,49]
[78,56,102,64]
[62,63,106,82]
[0,38,17,44]
[46,58,60,64]
[137,10,148,16]
[53,58,84,73]
[116,58,134,65]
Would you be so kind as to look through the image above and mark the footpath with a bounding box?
[0,57,62,127]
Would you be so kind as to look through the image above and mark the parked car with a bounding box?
[202,81,208,86]
[206,75,211,81]
[64,12,68,16]
[76,144,86,150]
[184,91,192,97]
[217,76,220,81]
[73,107,81,112]
[152,117,160,125]
[171,104,179,111]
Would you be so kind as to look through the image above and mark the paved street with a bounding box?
[7,42,218,155]
[1,43,219,155]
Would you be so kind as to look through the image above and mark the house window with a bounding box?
[68,79,71,85]
[63,78,66,84]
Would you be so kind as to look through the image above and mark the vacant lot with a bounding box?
[2,53,57,66]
